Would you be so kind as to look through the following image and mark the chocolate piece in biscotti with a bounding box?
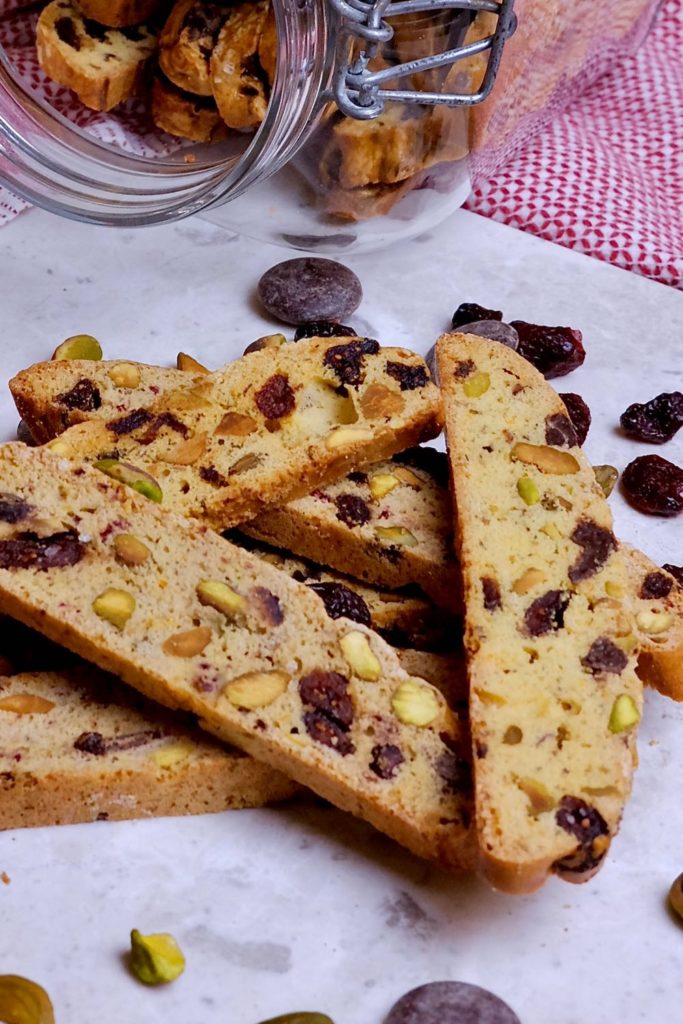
[159,0,228,96]
[36,0,157,111]
[0,667,297,830]
[436,332,643,895]
[0,445,475,871]
[152,71,228,142]
[44,336,442,531]
[210,0,271,131]
[78,0,167,28]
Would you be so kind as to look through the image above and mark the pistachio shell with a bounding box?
[0,975,55,1024]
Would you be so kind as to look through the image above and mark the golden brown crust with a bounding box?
[623,546,683,701]
[79,0,167,28]
[210,0,271,131]
[36,0,157,111]
[152,72,228,142]
[159,0,227,96]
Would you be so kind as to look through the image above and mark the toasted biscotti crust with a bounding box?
[623,546,683,701]
[152,72,228,141]
[36,1,157,111]
[10,360,198,444]
[0,445,475,871]
[159,0,227,96]
[210,0,271,131]
[45,336,442,531]
[437,333,643,895]
[79,0,168,28]
[0,668,297,830]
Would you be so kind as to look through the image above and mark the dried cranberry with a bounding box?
[74,728,160,755]
[0,530,86,571]
[74,731,106,755]
[0,493,33,524]
[555,795,610,875]
[620,391,683,444]
[392,447,449,488]
[347,470,368,484]
[254,374,296,419]
[303,710,355,755]
[511,321,586,378]
[334,493,371,528]
[559,393,591,445]
[56,378,101,411]
[524,590,570,636]
[452,359,475,380]
[640,572,674,599]
[385,982,521,1024]
[138,411,188,444]
[369,743,404,779]
[199,465,228,487]
[662,564,683,587]
[544,412,578,448]
[250,586,284,626]
[581,637,628,675]
[107,408,152,436]
[481,577,502,611]
[323,338,379,386]
[385,361,429,391]
[294,321,356,340]
[436,751,472,794]
[307,581,371,627]
[621,455,683,517]
[569,520,617,581]
[451,302,503,329]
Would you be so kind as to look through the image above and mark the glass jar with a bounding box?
[0,0,514,251]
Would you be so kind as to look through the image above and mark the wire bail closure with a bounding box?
[328,0,517,119]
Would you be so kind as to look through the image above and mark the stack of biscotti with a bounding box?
[0,443,476,869]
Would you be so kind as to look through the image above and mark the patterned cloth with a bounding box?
[0,1,680,289]
[466,0,682,289]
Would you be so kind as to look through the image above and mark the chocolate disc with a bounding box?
[456,320,519,350]
[258,258,362,325]
[384,981,521,1024]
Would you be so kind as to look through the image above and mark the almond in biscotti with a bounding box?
[36,1,157,111]
[0,444,475,871]
[436,332,643,895]
[40,336,442,531]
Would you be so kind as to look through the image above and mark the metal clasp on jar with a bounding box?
[328,0,517,119]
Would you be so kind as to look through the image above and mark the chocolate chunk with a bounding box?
[544,412,578,448]
[257,258,362,325]
[0,493,33,524]
[369,743,404,780]
[581,637,628,675]
[74,731,106,755]
[254,374,296,419]
[250,586,284,626]
[74,728,161,755]
[384,981,521,1024]
[335,493,371,528]
[307,581,372,627]
[303,710,355,755]
[640,571,674,600]
[385,361,429,391]
[391,447,449,488]
[524,590,570,636]
[451,302,503,329]
[555,795,610,875]
[107,408,152,436]
[294,321,356,340]
[569,520,617,582]
[481,577,502,612]
[0,530,86,571]
[452,359,475,380]
[662,564,683,588]
[323,338,380,387]
[55,16,80,49]
[57,378,101,412]
[199,465,228,487]
[436,751,472,794]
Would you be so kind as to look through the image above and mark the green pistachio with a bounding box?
[129,929,185,985]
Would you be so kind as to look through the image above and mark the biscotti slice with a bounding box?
[10,359,199,444]
[436,333,643,894]
[623,546,683,702]
[210,0,271,132]
[79,0,168,28]
[230,533,457,652]
[159,0,228,96]
[152,71,228,142]
[0,668,297,831]
[36,1,157,111]
[0,444,475,871]
[45,336,442,531]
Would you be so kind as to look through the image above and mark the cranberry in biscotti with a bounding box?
[510,320,586,378]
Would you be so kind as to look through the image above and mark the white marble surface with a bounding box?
[0,208,682,1024]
